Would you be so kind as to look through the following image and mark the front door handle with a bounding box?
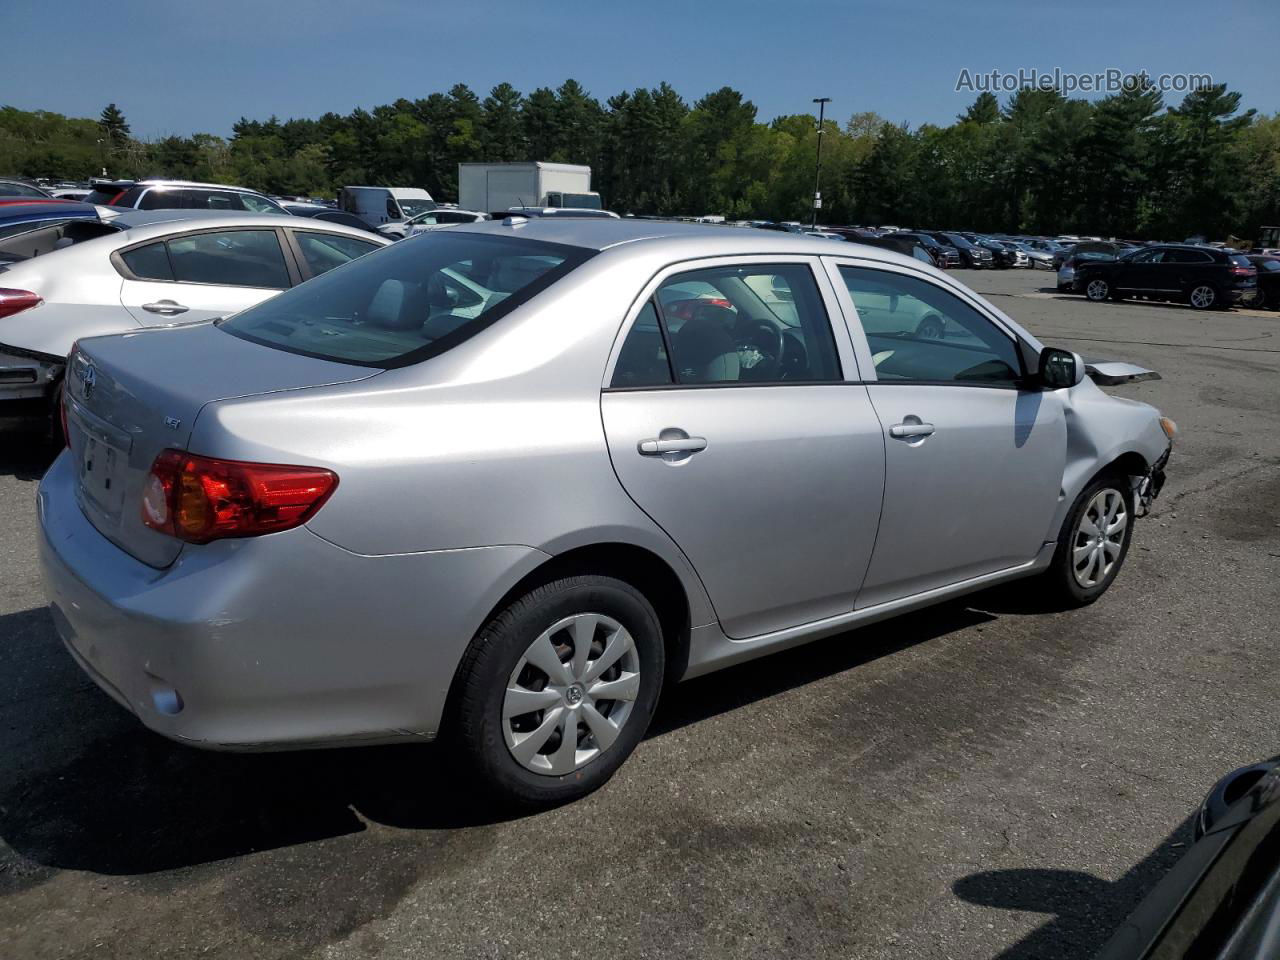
[638,436,708,456]
[142,300,189,316]
[889,421,935,439]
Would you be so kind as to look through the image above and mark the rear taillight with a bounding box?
[1230,266,1255,277]
[0,288,41,319]
[141,450,338,543]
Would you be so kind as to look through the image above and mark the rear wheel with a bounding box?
[1036,475,1135,607]
[449,575,664,808]
[1189,284,1217,310]
[1085,278,1111,302]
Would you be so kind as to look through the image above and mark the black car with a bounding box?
[0,178,52,199]
[1245,255,1280,309]
[280,203,381,234]
[925,231,993,269]
[965,234,1019,269]
[886,231,961,268]
[1096,757,1280,959]
[1075,244,1257,310]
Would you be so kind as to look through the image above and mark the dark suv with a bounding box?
[1075,244,1257,310]
[924,231,993,269]
[885,231,961,268]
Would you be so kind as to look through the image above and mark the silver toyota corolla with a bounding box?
[38,219,1175,806]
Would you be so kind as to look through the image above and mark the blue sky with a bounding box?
[2,0,1273,137]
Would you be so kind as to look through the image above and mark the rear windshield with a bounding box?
[218,231,592,368]
[1229,254,1253,268]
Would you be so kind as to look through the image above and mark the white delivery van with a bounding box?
[457,163,602,215]
[339,186,435,225]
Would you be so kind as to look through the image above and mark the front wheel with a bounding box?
[448,575,664,808]
[1085,278,1111,302]
[1036,476,1135,607]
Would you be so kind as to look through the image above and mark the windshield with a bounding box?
[397,198,436,217]
[218,231,593,368]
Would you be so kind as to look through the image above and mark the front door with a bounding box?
[601,259,885,639]
[834,262,1067,607]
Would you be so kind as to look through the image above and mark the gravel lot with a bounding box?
[2,268,1277,959]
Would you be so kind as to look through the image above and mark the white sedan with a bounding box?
[0,210,389,424]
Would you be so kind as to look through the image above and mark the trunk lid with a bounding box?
[65,321,379,568]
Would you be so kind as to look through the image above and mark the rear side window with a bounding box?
[167,230,289,287]
[218,232,592,368]
[138,189,180,210]
[183,189,245,211]
[611,302,672,387]
[120,242,174,281]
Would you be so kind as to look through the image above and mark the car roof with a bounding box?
[447,216,933,266]
[0,200,99,223]
[133,179,269,194]
[103,211,388,242]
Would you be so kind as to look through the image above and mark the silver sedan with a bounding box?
[38,220,1175,806]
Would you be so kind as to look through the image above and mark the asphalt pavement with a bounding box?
[2,268,1277,959]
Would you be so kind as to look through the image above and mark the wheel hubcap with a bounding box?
[1072,488,1128,588]
[1088,280,1107,299]
[503,613,640,776]
[1192,286,1214,308]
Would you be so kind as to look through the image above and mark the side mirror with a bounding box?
[1038,347,1085,389]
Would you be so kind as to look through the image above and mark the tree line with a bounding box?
[2,77,1277,241]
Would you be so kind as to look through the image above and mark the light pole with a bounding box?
[812,97,831,227]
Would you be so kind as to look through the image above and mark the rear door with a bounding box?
[117,227,298,324]
[830,259,1066,607]
[601,256,886,639]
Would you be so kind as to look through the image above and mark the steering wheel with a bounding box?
[736,319,784,380]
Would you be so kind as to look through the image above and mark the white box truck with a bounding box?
[458,162,602,214]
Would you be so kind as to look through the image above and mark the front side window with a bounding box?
[614,263,841,386]
[218,232,591,368]
[167,229,289,288]
[385,198,400,219]
[293,231,380,276]
[840,266,1022,386]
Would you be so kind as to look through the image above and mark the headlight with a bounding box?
[1160,417,1178,442]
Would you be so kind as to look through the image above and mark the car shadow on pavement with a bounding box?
[952,814,1195,959]
[0,597,1000,880]
[0,435,57,481]
[650,601,996,738]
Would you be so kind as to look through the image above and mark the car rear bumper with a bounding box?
[0,342,61,404]
[37,451,547,750]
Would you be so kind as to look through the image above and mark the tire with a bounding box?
[1189,284,1217,310]
[48,378,66,446]
[1036,474,1135,607]
[448,575,665,808]
[1085,277,1111,302]
[1248,288,1267,309]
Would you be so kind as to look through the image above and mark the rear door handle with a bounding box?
[142,300,189,316]
[889,421,935,439]
[638,436,708,455]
